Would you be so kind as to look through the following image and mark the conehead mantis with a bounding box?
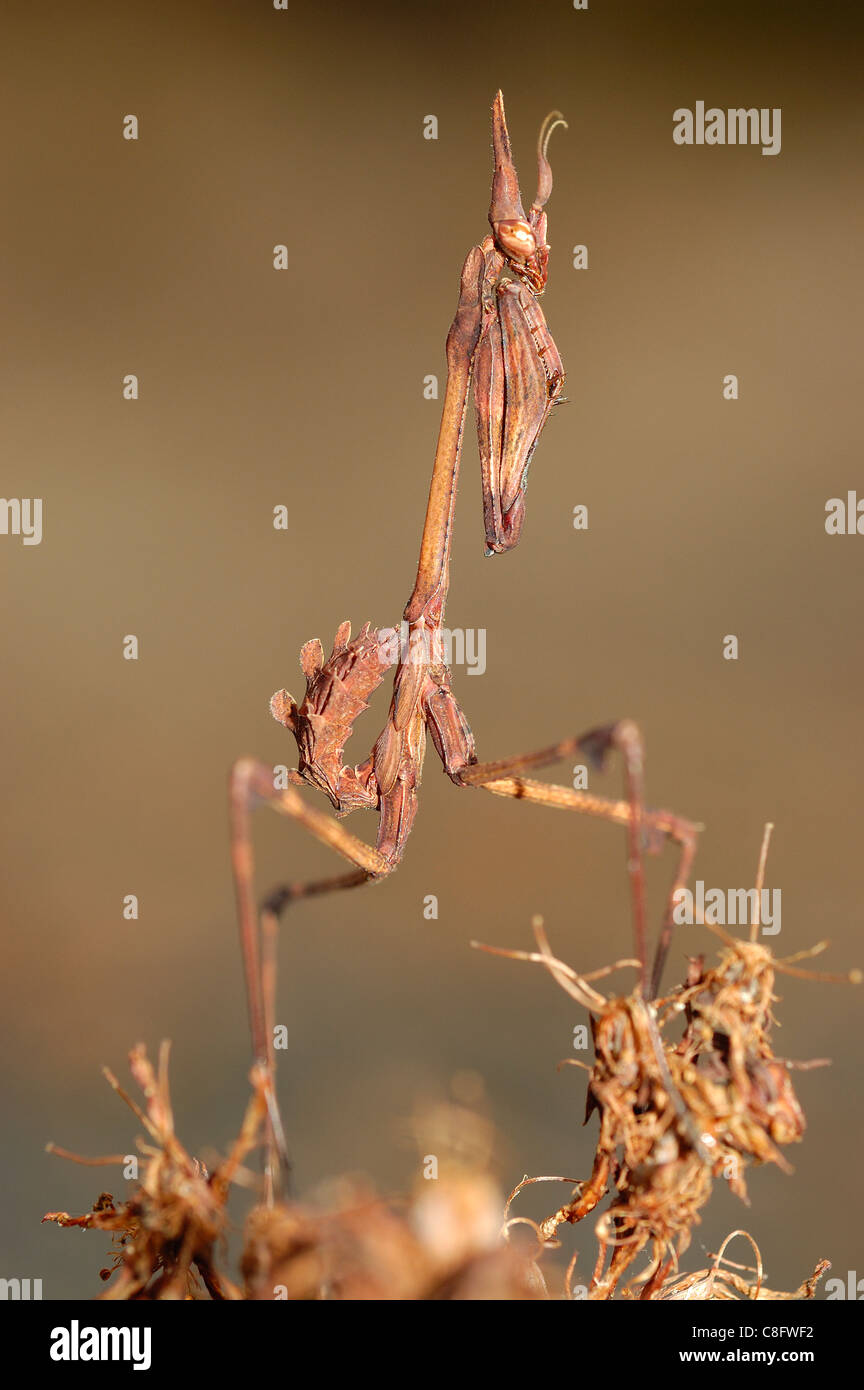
[230,92,699,1195]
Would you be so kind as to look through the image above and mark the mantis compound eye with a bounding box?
[494,218,536,262]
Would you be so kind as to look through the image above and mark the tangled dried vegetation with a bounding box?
[44,869,857,1300]
[477,886,858,1299]
[43,1046,540,1299]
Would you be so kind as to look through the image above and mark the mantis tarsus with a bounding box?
[230,92,699,1193]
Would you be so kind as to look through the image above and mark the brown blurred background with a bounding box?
[2,0,862,1297]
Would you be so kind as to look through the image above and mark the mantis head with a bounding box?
[488,91,567,294]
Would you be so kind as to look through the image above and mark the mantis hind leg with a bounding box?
[442,720,699,995]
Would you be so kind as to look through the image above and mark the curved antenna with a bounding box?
[540,110,568,161]
[534,110,568,211]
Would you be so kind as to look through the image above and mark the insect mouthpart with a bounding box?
[494,218,536,262]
